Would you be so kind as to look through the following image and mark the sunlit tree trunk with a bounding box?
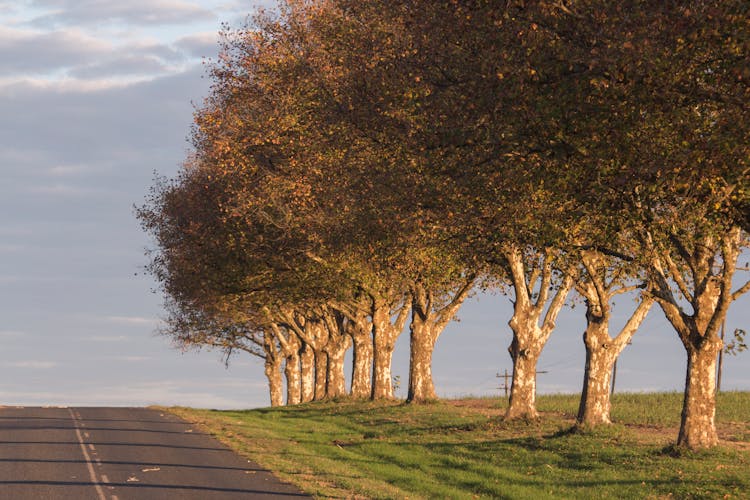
[407,279,474,403]
[281,309,330,401]
[349,313,373,398]
[283,333,302,405]
[407,313,438,402]
[678,337,722,448]
[576,280,653,427]
[326,344,348,398]
[265,358,284,407]
[263,335,284,407]
[314,349,329,400]
[504,245,573,420]
[299,342,315,403]
[266,318,302,406]
[506,323,544,419]
[322,308,351,399]
[649,227,749,449]
[284,350,301,405]
[371,296,410,399]
[321,306,352,399]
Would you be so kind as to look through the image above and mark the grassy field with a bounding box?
[169,392,750,499]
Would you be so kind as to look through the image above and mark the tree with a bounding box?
[500,247,573,419]
[557,0,750,448]
[566,248,654,426]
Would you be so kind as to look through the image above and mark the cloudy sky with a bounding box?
[1,1,748,410]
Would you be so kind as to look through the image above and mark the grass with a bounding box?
[167,392,750,499]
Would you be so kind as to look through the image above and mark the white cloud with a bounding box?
[46,164,95,176]
[0,380,267,408]
[0,74,155,93]
[29,0,215,28]
[0,330,27,338]
[0,244,25,253]
[70,53,183,80]
[0,25,111,75]
[105,315,159,326]
[85,335,128,342]
[27,183,113,197]
[175,31,218,58]
[114,356,153,362]
[8,360,58,369]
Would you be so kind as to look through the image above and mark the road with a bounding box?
[0,406,310,499]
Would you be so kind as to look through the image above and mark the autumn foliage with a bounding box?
[139,0,750,449]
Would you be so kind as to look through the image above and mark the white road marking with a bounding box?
[89,444,96,451]
[101,474,110,483]
[68,409,106,500]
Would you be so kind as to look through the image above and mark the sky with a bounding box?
[0,1,748,410]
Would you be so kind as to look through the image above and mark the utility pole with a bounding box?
[611,340,633,396]
[498,370,549,401]
[717,321,726,394]
[497,370,511,399]
[611,359,618,396]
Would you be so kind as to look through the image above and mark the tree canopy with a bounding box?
[140,0,750,450]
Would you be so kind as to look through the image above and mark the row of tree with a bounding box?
[139,0,750,450]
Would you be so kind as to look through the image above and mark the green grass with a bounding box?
[168,392,750,499]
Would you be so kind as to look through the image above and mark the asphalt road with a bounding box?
[0,406,310,499]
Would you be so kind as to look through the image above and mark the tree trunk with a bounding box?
[314,349,329,400]
[371,303,398,399]
[326,342,348,398]
[320,308,352,399]
[371,329,395,398]
[505,334,542,419]
[407,315,438,403]
[647,227,746,449]
[284,348,301,405]
[299,343,315,403]
[678,338,722,448]
[502,245,573,421]
[577,322,617,426]
[406,279,473,404]
[265,356,284,407]
[576,294,651,427]
[350,325,373,398]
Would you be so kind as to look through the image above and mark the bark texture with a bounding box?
[407,314,438,402]
[262,332,284,407]
[572,249,654,427]
[649,227,748,449]
[284,349,301,406]
[267,318,302,406]
[326,346,347,398]
[314,349,329,400]
[322,308,352,399]
[503,246,573,420]
[299,342,315,403]
[577,321,616,426]
[349,313,373,398]
[371,297,410,399]
[679,338,722,448]
[281,309,330,401]
[265,357,284,407]
[506,333,543,419]
[406,279,474,403]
